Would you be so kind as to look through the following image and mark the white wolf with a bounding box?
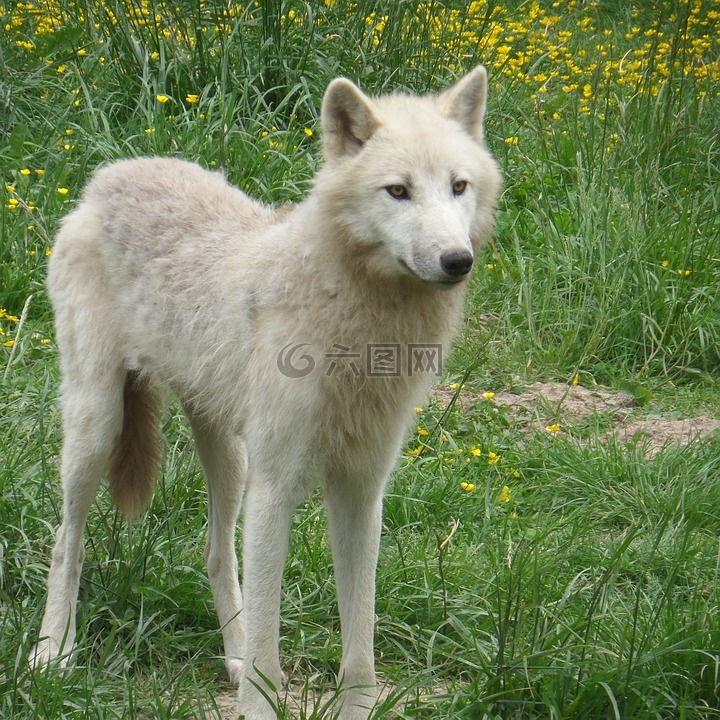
[31,68,501,719]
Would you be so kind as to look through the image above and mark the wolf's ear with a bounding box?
[440,66,489,142]
[321,78,383,160]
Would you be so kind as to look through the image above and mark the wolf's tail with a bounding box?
[108,371,162,520]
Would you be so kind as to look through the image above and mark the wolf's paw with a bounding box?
[338,703,374,720]
[238,670,282,720]
[227,656,244,685]
[237,694,279,720]
[28,638,66,670]
[337,688,378,720]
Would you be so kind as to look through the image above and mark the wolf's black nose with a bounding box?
[441,251,474,277]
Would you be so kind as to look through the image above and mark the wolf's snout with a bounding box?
[440,250,474,277]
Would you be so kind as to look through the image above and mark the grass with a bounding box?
[1,0,720,717]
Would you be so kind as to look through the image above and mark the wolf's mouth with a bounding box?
[398,259,466,286]
[397,259,420,279]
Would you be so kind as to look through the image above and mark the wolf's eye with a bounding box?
[452,180,468,196]
[386,185,409,200]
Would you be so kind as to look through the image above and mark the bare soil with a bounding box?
[438,380,720,455]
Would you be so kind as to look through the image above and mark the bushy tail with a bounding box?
[108,371,162,520]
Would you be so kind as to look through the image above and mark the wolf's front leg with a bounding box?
[325,477,385,720]
[238,477,295,719]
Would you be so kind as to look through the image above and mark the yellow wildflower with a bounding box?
[488,451,501,465]
[58,187,69,195]
[460,481,475,492]
[546,424,561,433]
[185,93,199,104]
[498,485,512,503]
[482,391,495,399]
[156,94,170,103]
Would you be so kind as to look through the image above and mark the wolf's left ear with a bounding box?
[440,66,489,143]
[321,78,383,160]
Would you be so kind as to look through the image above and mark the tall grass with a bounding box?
[1,1,719,718]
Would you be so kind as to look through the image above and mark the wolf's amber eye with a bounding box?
[452,180,468,196]
[386,185,409,200]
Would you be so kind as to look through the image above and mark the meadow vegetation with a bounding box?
[1,1,719,718]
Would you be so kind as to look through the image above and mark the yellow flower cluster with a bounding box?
[430,0,718,103]
[4,0,717,110]
[0,308,19,347]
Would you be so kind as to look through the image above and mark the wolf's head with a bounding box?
[317,67,501,287]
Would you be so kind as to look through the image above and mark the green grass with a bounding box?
[2,0,720,717]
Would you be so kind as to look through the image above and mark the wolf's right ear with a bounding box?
[321,78,383,160]
[440,66,489,143]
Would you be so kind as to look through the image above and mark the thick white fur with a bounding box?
[31,68,501,719]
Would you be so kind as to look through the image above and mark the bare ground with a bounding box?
[436,380,720,455]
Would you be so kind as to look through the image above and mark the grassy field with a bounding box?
[1,0,720,717]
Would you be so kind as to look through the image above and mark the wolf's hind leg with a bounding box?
[31,370,125,667]
[189,416,247,684]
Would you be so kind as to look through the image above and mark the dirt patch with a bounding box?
[492,382,635,424]
[617,416,720,454]
[433,381,720,453]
